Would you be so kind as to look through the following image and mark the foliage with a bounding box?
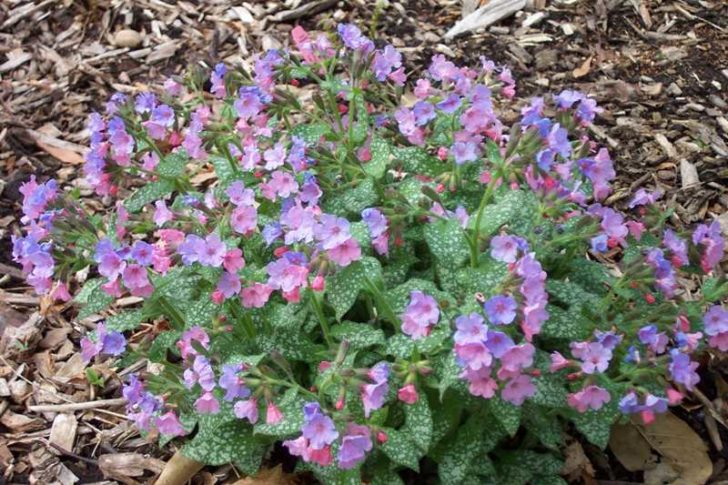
[11,22,727,484]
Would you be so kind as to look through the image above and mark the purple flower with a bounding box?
[637,325,668,354]
[198,234,226,267]
[578,148,615,201]
[263,142,287,170]
[436,94,462,114]
[413,101,436,126]
[328,238,362,267]
[668,349,700,390]
[19,176,57,222]
[484,330,514,358]
[219,364,250,401]
[122,264,150,290]
[361,362,389,417]
[401,291,440,340]
[337,424,372,469]
[235,87,264,118]
[454,313,487,345]
[704,306,728,336]
[217,271,242,299]
[134,92,156,113]
[554,90,584,110]
[663,229,688,267]
[546,124,571,159]
[629,188,663,208]
[451,141,478,165]
[301,403,339,450]
[692,221,725,273]
[484,295,517,325]
[574,342,612,374]
[372,45,402,81]
[337,23,373,53]
[315,214,352,250]
[590,234,608,253]
[131,241,154,266]
[362,208,388,238]
[490,235,519,263]
[234,399,259,423]
[266,256,309,293]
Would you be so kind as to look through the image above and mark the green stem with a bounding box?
[310,290,333,347]
[470,175,499,267]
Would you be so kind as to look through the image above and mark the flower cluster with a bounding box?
[13,22,727,483]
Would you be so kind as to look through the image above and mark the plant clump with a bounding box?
[12,23,727,484]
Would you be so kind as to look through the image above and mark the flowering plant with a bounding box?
[13,23,728,483]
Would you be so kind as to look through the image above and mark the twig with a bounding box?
[29,398,127,413]
[45,440,99,466]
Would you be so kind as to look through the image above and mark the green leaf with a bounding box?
[546,280,600,309]
[148,331,181,362]
[125,180,174,213]
[157,151,188,177]
[386,334,415,359]
[403,396,433,452]
[540,305,592,341]
[182,414,261,466]
[209,155,238,185]
[572,405,619,449]
[430,390,463,446]
[438,413,490,484]
[469,190,535,237]
[364,137,390,179]
[424,218,469,266]
[331,322,386,350]
[703,276,728,302]
[73,278,104,305]
[489,396,521,437]
[106,309,144,332]
[380,428,421,472]
[531,374,568,408]
[522,403,563,450]
[326,257,383,320]
[77,283,114,319]
[325,177,378,217]
[291,122,331,144]
[394,146,447,177]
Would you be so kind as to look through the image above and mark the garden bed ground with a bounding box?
[0,0,727,483]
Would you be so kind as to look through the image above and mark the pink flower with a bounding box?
[223,248,245,273]
[122,264,149,290]
[400,291,439,340]
[397,384,419,404]
[153,200,173,227]
[549,351,571,372]
[195,392,220,414]
[567,385,611,413]
[231,205,258,235]
[156,411,186,436]
[327,238,361,267]
[501,374,536,405]
[241,283,273,308]
[266,402,283,424]
[462,367,497,398]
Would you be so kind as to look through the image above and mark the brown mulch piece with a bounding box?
[1,0,727,483]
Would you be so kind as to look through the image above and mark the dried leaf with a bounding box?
[572,56,592,78]
[155,450,204,485]
[609,422,653,472]
[637,413,712,484]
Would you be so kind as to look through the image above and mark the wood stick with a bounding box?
[29,398,126,413]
